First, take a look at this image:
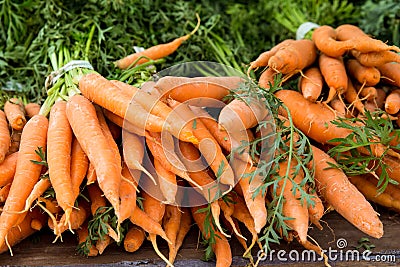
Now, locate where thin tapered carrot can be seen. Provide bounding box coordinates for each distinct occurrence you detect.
[115,14,200,69]
[384,89,400,115]
[119,164,138,222]
[318,53,348,103]
[23,178,51,213]
[110,80,198,144]
[163,204,182,263]
[70,138,89,201]
[299,67,324,102]
[351,50,400,67]
[124,225,146,253]
[377,62,400,87]
[76,221,99,257]
[0,114,48,249]
[38,197,61,215]
[169,207,192,263]
[103,109,144,136]
[167,100,235,188]
[311,145,383,238]
[258,67,279,89]
[66,94,121,223]
[154,158,177,204]
[306,185,324,230]
[191,205,232,267]
[0,152,18,187]
[354,84,378,100]
[24,103,41,118]
[96,234,113,255]
[346,59,381,87]
[0,110,10,163]
[6,129,21,156]
[210,200,231,239]
[344,78,365,114]
[217,197,246,241]
[0,183,11,203]
[47,100,74,227]
[4,98,26,131]
[154,76,244,105]
[79,73,171,134]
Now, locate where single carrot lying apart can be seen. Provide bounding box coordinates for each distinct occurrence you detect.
[0,110,10,163]
[115,14,200,69]
[311,145,383,238]
[4,98,26,131]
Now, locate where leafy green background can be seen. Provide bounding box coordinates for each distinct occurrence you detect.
[0,0,398,107]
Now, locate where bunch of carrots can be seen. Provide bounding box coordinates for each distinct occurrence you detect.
[0,21,400,267]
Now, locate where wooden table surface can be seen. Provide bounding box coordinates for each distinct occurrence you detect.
[0,208,399,267]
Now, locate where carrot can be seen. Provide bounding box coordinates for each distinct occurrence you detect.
[76,221,99,257]
[351,50,400,67]
[0,152,18,187]
[110,80,198,144]
[216,197,245,241]
[311,145,383,238]
[329,96,349,118]
[0,114,48,249]
[191,205,232,267]
[346,59,381,87]
[96,234,113,255]
[377,62,400,87]
[87,183,107,216]
[47,101,74,227]
[258,67,279,89]
[66,94,121,222]
[23,178,51,213]
[311,25,354,58]
[154,158,177,204]
[103,109,144,136]
[86,162,96,185]
[123,225,146,253]
[335,24,400,53]
[163,204,182,263]
[119,164,138,222]
[231,159,267,234]
[24,103,41,118]
[79,73,170,134]
[4,98,26,131]
[299,67,324,102]
[348,174,400,213]
[268,39,317,75]
[248,39,295,74]
[0,183,11,203]
[343,78,365,114]
[115,14,200,69]
[376,155,400,183]
[306,185,324,230]
[154,76,244,105]
[170,207,192,263]
[6,129,22,156]
[318,53,348,102]
[384,89,400,115]
[70,138,89,201]
[0,110,10,163]
[38,196,61,215]
[167,100,235,188]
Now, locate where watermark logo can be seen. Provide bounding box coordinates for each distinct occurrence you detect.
[256,237,397,264]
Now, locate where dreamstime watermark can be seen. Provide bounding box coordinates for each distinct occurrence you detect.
[256,238,397,264]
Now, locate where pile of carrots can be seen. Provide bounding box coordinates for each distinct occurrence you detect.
[0,22,400,267]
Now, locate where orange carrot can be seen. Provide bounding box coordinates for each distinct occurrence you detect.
[119,164,138,222]
[66,94,121,222]
[311,145,383,238]
[191,205,232,267]
[70,138,89,201]
[23,178,51,213]
[306,185,324,230]
[258,67,279,89]
[354,84,378,100]
[79,73,170,134]
[318,53,348,102]
[154,158,177,204]
[0,183,11,203]
[377,62,400,87]
[51,200,89,237]
[76,221,99,257]
[346,59,381,87]
[335,24,400,53]
[47,101,74,226]
[170,207,192,263]
[268,39,317,75]
[299,67,324,102]
[154,76,244,105]
[96,233,113,255]
[123,225,145,253]
[343,78,365,114]
[0,152,18,187]
[115,14,200,69]
[0,114,48,249]
[86,162,96,185]
[163,204,182,263]
[103,109,144,136]
[4,98,26,131]
[24,103,41,118]
[384,89,400,115]
[87,183,107,216]
[329,96,349,118]
[311,25,354,57]
[351,50,400,67]
[0,110,10,163]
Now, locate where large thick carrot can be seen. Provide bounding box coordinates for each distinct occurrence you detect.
[378,62,400,87]
[47,101,74,227]
[299,67,324,102]
[191,205,232,267]
[311,145,383,238]
[0,110,10,163]
[346,59,380,87]
[335,24,400,53]
[79,73,170,134]
[318,53,348,102]
[4,98,26,131]
[311,25,354,57]
[66,94,121,222]
[351,50,400,67]
[110,80,197,144]
[115,14,200,69]
[0,152,18,187]
[268,39,317,75]
[154,76,244,105]
[0,114,48,249]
